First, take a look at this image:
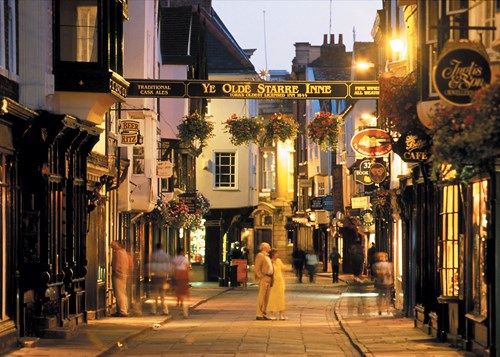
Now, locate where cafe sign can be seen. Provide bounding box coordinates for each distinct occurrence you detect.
[392,131,431,163]
[433,41,491,106]
[351,129,392,157]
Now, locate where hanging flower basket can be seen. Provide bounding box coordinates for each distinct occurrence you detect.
[224,114,264,146]
[380,71,423,134]
[265,112,299,142]
[177,112,215,149]
[428,78,500,182]
[163,199,191,229]
[371,187,393,219]
[307,111,343,150]
[195,193,211,216]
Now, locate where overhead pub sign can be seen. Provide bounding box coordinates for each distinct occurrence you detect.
[127,79,379,100]
[433,40,491,106]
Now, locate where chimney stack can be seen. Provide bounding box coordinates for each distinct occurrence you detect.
[330,34,335,45]
[339,34,343,45]
[323,34,328,45]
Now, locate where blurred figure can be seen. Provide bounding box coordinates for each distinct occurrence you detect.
[305,250,319,283]
[172,247,190,317]
[111,241,130,317]
[367,243,376,278]
[371,252,394,315]
[149,243,171,315]
[254,242,273,320]
[350,240,364,281]
[292,246,306,283]
[329,247,341,283]
[267,249,287,320]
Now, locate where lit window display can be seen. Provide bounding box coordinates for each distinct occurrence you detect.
[439,184,460,297]
[472,180,488,317]
[190,225,206,264]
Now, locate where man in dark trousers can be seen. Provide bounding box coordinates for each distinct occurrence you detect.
[330,247,341,283]
[292,246,306,283]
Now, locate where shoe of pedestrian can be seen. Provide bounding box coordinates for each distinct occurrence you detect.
[279,315,288,320]
[256,316,271,320]
[151,306,157,315]
[111,312,122,317]
[182,305,189,318]
[162,307,169,315]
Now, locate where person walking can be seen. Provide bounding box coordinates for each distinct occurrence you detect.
[329,247,341,283]
[266,249,287,320]
[172,247,190,317]
[367,242,376,278]
[292,246,306,283]
[149,243,171,315]
[305,250,319,283]
[254,242,273,320]
[371,252,394,315]
[111,241,130,317]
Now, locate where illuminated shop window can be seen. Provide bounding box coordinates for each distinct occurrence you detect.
[472,180,488,317]
[439,184,460,297]
[261,150,275,192]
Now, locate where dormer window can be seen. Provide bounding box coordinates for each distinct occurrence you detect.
[59,0,98,63]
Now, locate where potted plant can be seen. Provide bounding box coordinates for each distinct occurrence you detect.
[307,111,343,150]
[371,187,393,219]
[177,112,215,151]
[224,114,264,146]
[428,78,500,182]
[264,112,299,142]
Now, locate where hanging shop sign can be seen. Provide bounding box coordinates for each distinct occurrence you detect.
[178,193,197,214]
[351,196,370,209]
[433,41,491,106]
[310,197,324,210]
[117,119,144,146]
[392,131,431,163]
[354,159,373,185]
[351,129,392,157]
[157,160,173,178]
[368,162,388,184]
[323,195,334,211]
[360,209,374,227]
[127,79,379,100]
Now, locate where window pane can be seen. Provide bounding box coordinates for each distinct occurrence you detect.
[59,0,98,62]
[215,152,236,188]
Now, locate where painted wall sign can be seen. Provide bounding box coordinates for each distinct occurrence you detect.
[433,41,491,106]
[351,129,392,157]
[127,79,380,100]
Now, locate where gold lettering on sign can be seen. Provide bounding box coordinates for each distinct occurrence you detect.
[441,60,485,94]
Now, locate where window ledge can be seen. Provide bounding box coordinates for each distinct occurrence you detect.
[465,312,487,324]
[437,295,460,304]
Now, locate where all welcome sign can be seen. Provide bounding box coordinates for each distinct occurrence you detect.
[433,41,491,106]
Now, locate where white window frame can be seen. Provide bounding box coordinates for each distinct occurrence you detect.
[213,151,238,190]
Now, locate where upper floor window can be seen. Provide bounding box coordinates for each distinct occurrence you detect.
[0,0,17,73]
[59,0,98,62]
[261,150,275,193]
[214,152,236,189]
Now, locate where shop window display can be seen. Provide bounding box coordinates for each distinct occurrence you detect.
[439,184,460,297]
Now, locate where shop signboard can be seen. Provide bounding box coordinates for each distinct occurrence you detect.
[433,41,491,106]
[368,162,388,184]
[392,131,431,163]
[351,129,392,157]
[354,159,373,185]
[323,195,334,211]
[311,197,324,210]
[117,119,144,146]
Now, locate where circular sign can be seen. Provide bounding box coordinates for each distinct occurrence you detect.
[433,46,491,106]
[351,129,392,157]
[360,210,374,227]
[369,162,387,184]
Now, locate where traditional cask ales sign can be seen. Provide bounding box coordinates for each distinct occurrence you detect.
[127,79,379,100]
[433,41,491,106]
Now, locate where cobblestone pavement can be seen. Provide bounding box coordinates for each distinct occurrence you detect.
[4,269,476,357]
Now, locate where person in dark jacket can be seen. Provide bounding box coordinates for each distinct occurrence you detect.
[292,246,306,283]
[329,247,341,283]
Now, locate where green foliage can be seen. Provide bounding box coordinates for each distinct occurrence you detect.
[428,78,500,182]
